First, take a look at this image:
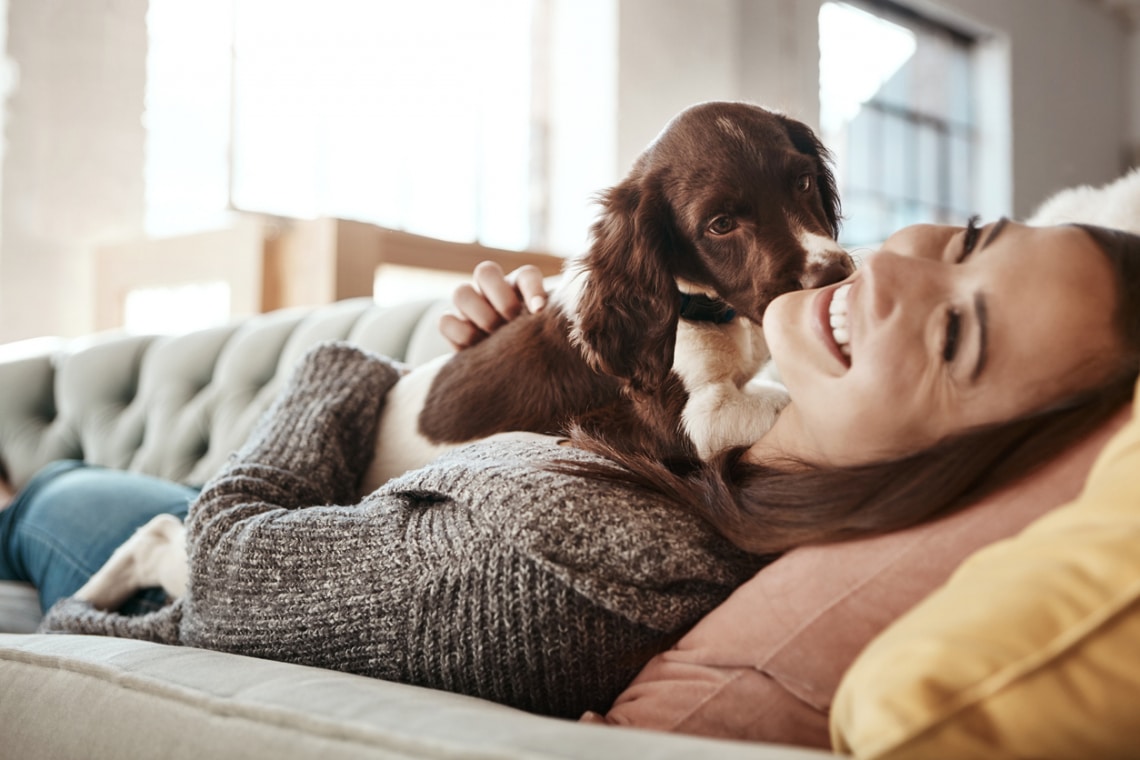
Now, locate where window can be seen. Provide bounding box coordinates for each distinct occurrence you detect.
[819,1,976,247]
[229,0,536,250]
[140,0,617,333]
[146,0,618,254]
[145,0,233,238]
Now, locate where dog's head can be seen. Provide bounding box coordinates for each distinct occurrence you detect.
[572,101,853,393]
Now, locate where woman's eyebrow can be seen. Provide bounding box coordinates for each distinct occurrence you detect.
[972,292,988,383]
[980,216,1009,250]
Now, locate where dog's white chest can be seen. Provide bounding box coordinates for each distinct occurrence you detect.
[672,317,789,458]
[361,354,456,494]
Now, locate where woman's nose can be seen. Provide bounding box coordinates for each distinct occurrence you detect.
[859,251,938,320]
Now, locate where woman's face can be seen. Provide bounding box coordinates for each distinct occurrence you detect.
[755,220,1121,466]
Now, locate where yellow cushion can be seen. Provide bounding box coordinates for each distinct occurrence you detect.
[831,378,1140,759]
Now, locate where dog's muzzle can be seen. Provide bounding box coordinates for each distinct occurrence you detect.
[802,253,856,289]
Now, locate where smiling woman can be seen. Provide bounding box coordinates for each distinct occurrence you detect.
[760,220,1121,467]
[573,221,1140,555]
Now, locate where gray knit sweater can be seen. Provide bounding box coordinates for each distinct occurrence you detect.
[40,342,765,717]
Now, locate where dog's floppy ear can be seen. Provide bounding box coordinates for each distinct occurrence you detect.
[572,176,681,394]
[779,115,842,239]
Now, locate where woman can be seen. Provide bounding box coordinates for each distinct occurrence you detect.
[9,219,1140,718]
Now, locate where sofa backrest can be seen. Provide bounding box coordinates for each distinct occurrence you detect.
[0,297,454,490]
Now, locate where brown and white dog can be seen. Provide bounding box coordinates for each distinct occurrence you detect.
[363,102,853,490]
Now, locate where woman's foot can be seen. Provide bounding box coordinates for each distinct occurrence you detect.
[75,514,188,610]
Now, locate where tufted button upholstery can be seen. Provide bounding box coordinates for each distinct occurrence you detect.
[0,297,453,491]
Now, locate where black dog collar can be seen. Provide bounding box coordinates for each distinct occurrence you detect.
[678,292,736,324]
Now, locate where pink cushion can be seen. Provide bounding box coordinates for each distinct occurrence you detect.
[584,408,1129,748]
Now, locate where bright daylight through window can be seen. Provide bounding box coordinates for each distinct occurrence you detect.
[141,0,581,332]
[146,0,540,251]
[819,1,976,248]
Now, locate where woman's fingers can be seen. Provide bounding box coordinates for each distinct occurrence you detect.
[438,309,486,351]
[440,261,551,350]
[455,278,508,333]
[473,261,525,321]
[439,281,505,351]
[509,264,547,315]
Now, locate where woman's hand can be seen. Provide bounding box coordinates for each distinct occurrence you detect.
[439,261,548,350]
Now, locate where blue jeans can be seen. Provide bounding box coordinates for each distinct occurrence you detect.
[0,460,198,613]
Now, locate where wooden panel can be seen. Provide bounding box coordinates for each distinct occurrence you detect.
[93,215,565,331]
[335,221,566,286]
[260,217,339,311]
[93,217,266,331]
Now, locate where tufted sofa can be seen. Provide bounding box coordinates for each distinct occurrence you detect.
[0,296,829,760]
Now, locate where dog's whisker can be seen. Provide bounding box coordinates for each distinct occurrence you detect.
[847,248,875,268]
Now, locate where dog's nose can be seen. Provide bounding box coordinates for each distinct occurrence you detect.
[802,253,856,289]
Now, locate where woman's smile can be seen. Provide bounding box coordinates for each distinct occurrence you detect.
[827,283,853,361]
[814,282,853,369]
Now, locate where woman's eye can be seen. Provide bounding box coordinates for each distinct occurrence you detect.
[943,308,962,363]
[708,216,737,235]
[796,174,813,193]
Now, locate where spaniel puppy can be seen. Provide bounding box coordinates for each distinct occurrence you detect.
[364,101,852,490]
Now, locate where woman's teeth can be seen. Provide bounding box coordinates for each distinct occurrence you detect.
[829,283,852,358]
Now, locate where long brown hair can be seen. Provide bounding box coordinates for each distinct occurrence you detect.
[562,223,1140,555]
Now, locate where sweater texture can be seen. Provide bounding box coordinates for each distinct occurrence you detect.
[40,342,766,717]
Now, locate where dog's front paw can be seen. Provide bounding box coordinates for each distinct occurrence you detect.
[683,379,789,459]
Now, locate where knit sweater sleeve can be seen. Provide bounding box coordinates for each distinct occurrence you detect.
[37,342,400,642]
[185,341,400,546]
[39,597,183,643]
[179,342,407,643]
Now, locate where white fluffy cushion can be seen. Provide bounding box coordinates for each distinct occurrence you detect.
[1026,167,1140,232]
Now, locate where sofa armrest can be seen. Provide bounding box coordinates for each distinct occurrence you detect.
[0,585,39,633]
[0,634,833,760]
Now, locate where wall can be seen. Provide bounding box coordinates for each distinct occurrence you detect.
[615,0,823,173]
[1131,23,1140,165]
[910,0,1131,215]
[616,0,740,173]
[0,0,147,343]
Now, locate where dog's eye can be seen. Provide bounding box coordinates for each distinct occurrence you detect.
[708,216,737,235]
[796,174,814,193]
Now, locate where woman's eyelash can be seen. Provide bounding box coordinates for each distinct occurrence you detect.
[943,308,962,363]
[958,215,982,262]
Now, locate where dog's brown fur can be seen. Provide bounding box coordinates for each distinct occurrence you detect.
[414,102,850,462]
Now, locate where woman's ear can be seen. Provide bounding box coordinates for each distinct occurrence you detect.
[571,177,681,394]
[779,115,843,239]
